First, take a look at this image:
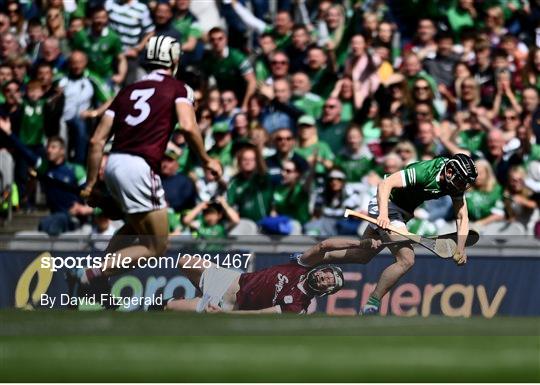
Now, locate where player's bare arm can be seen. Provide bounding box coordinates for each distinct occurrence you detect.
[241,71,257,111]
[376,171,405,229]
[299,238,381,267]
[452,197,470,266]
[176,102,222,178]
[81,113,114,199]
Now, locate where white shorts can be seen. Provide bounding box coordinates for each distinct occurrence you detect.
[104,153,166,214]
[196,264,241,313]
[367,197,411,235]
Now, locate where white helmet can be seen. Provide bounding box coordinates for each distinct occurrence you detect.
[145,35,181,75]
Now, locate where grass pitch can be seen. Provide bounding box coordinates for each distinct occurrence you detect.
[0,310,538,382]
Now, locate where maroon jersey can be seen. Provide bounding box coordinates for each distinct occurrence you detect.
[236,263,313,313]
[107,70,193,171]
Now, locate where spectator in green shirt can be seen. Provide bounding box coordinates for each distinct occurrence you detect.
[317,97,348,154]
[335,125,374,183]
[227,145,273,222]
[202,27,256,111]
[183,196,240,240]
[466,159,505,227]
[70,6,127,89]
[291,71,324,119]
[295,115,334,176]
[18,80,45,150]
[306,45,338,99]
[208,121,234,169]
[271,158,312,225]
[172,0,204,64]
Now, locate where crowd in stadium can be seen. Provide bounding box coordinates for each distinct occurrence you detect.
[0,0,539,239]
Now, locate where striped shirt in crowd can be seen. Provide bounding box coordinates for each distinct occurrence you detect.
[105,0,154,49]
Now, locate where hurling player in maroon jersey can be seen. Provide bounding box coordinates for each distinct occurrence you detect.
[162,237,380,314]
[74,36,221,293]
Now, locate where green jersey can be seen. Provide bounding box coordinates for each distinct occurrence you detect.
[19,98,45,146]
[457,130,487,154]
[295,141,335,175]
[317,121,348,154]
[263,26,291,50]
[70,27,123,80]
[292,93,324,119]
[227,173,273,222]
[172,12,202,44]
[208,141,233,167]
[465,184,504,221]
[335,152,373,182]
[202,47,253,94]
[390,157,459,215]
[272,183,310,224]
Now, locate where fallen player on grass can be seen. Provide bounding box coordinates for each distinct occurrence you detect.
[158,237,381,314]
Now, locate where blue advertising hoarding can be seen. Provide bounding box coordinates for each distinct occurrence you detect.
[1,250,538,317]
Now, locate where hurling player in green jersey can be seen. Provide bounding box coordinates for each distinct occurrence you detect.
[354,154,478,315]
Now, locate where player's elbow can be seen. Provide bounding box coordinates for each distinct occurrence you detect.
[89,135,106,149]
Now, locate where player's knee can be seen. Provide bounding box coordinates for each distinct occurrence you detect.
[398,255,415,271]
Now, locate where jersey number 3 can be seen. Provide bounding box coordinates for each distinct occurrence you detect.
[125,88,156,126]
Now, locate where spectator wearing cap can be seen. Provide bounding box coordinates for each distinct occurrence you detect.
[335,125,374,183]
[305,167,362,236]
[295,114,334,176]
[271,157,312,225]
[266,127,309,186]
[291,71,324,120]
[202,27,256,111]
[317,97,347,154]
[208,121,234,168]
[69,6,127,90]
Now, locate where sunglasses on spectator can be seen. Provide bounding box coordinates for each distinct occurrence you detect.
[414,85,429,91]
[282,168,296,173]
[415,111,430,116]
[271,60,288,65]
[275,136,293,142]
[504,115,518,120]
[324,104,338,109]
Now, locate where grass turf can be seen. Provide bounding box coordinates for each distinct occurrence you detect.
[0,310,538,382]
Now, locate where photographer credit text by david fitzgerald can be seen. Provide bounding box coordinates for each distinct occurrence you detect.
[39,293,162,308]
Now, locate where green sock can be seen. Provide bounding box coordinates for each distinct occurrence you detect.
[367,295,381,308]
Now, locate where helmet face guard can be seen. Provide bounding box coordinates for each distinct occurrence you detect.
[306,265,344,297]
[443,155,478,194]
